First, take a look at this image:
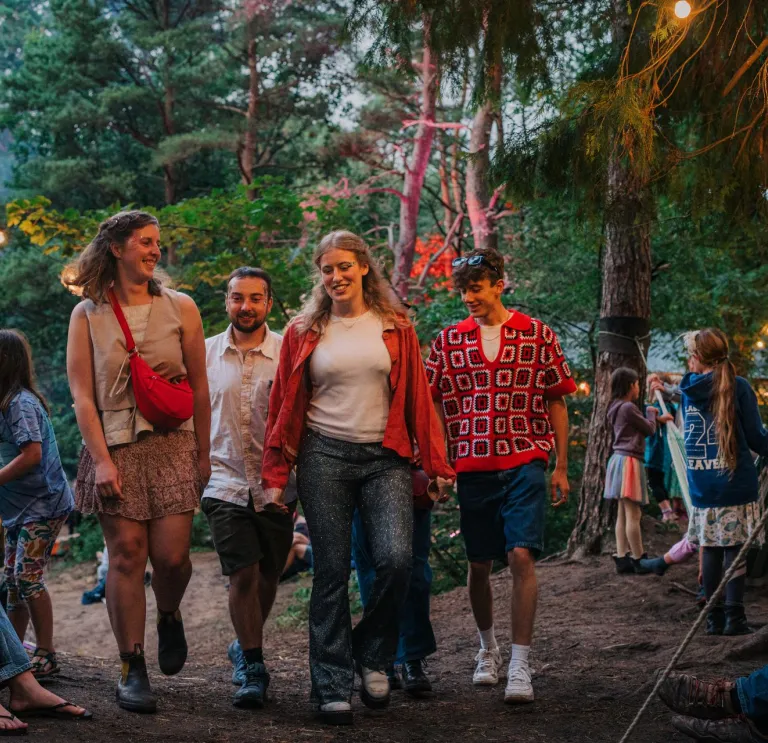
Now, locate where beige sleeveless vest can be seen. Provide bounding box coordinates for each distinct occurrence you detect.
[83,289,188,414]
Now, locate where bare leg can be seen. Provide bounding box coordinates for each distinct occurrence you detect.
[147,513,193,613]
[8,669,88,717]
[26,592,54,652]
[508,548,538,646]
[468,561,494,631]
[624,500,644,559]
[229,564,264,649]
[99,515,149,654]
[7,606,29,644]
[615,499,629,555]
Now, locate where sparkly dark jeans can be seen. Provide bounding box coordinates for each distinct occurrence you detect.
[297,429,413,705]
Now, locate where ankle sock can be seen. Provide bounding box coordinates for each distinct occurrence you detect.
[243,647,264,665]
[478,626,498,650]
[509,644,530,668]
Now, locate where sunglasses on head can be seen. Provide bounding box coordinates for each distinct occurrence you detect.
[451,254,501,278]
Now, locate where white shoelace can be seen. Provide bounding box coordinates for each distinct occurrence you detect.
[475,649,500,674]
[507,664,531,685]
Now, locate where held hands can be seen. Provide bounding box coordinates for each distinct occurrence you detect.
[550,466,570,508]
[265,489,289,515]
[95,459,123,500]
[428,476,455,503]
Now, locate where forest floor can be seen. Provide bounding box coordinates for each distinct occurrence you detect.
[11,517,766,743]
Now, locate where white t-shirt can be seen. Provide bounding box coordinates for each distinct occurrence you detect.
[307,311,392,443]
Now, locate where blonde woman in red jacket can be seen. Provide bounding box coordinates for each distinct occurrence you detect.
[262,231,454,725]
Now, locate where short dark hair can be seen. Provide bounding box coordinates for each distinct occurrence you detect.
[452,248,505,291]
[227,266,272,299]
[610,367,639,400]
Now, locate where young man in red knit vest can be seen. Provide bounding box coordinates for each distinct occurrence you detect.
[426,248,576,704]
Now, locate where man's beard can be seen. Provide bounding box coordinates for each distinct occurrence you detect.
[232,314,266,334]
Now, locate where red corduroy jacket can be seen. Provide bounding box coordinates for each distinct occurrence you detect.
[261,316,455,499]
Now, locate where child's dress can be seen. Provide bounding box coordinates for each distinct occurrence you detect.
[604,399,657,505]
[680,372,768,547]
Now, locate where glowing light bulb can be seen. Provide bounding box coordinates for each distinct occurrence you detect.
[674,1,692,19]
[0,230,6,247]
[756,340,765,350]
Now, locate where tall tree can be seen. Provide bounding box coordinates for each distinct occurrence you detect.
[1,0,234,208]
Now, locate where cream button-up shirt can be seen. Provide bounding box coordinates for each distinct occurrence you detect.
[203,324,297,510]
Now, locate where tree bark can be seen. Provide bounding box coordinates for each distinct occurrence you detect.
[392,24,438,299]
[465,51,501,252]
[240,21,259,200]
[567,1,652,558]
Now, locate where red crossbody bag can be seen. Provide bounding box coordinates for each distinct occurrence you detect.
[108,289,194,429]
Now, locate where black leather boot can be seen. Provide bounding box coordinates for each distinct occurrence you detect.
[403,659,433,698]
[386,664,402,691]
[706,606,725,636]
[613,553,635,575]
[157,609,188,676]
[724,604,753,636]
[117,646,157,713]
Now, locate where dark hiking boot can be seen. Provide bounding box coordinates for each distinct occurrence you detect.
[233,661,270,709]
[638,555,669,576]
[403,659,433,698]
[157,609,187,676]
[631,553,652,574]
[228,640,246,686]
[724,605,753,637]
[671,716,768,742]
[613,553,635,575]
[117,647,157,713]
[707,606,726,636]
[655,670,736,720]
[387,665,402,691]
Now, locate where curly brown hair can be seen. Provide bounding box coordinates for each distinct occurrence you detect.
[64,210,162,304]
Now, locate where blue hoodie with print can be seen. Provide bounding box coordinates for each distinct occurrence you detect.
[680,371,768,509]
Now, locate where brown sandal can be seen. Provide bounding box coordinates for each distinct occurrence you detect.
[30,649,59,679]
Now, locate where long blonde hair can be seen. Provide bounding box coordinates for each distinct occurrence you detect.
[64,210,163,304]
[685,328,738,472]
[294,231,411,333]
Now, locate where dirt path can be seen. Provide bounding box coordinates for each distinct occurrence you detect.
[12,523,765,742]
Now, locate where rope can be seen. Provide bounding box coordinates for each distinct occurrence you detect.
[598,330,651,368]
[617,504,768,743]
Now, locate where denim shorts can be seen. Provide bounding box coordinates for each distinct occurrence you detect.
[457,461,547,562]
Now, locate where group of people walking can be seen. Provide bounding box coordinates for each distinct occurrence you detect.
[0,207,764,740]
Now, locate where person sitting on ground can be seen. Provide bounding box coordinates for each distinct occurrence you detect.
[0,601,92,734]
[281,513,313,582]
[657,667,768,742]
[604,367,673,574]
[0,330,75,680]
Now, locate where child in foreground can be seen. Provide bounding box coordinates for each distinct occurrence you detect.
[0,330,74,677]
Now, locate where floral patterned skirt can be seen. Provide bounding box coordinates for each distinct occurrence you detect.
[687,502,764,548]
[76,430,202,521]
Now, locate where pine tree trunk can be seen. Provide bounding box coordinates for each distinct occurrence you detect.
[567,2,652,557]
[392,29,438,299]
[567,156,652,558]
[466,52,501,252]
[241,25,259,200]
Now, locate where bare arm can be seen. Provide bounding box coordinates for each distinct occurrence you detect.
[0,442,42,488]
[67,303,122,498]
[178,294,211,486]
[548,396,570,507]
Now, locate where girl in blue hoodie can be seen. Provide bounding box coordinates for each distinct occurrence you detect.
[681,329,768,636]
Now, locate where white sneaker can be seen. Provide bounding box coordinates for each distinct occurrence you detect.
[505,663,534,703]
[359,666,390,709]
[473,647,502,686]
[318,701,353,725]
